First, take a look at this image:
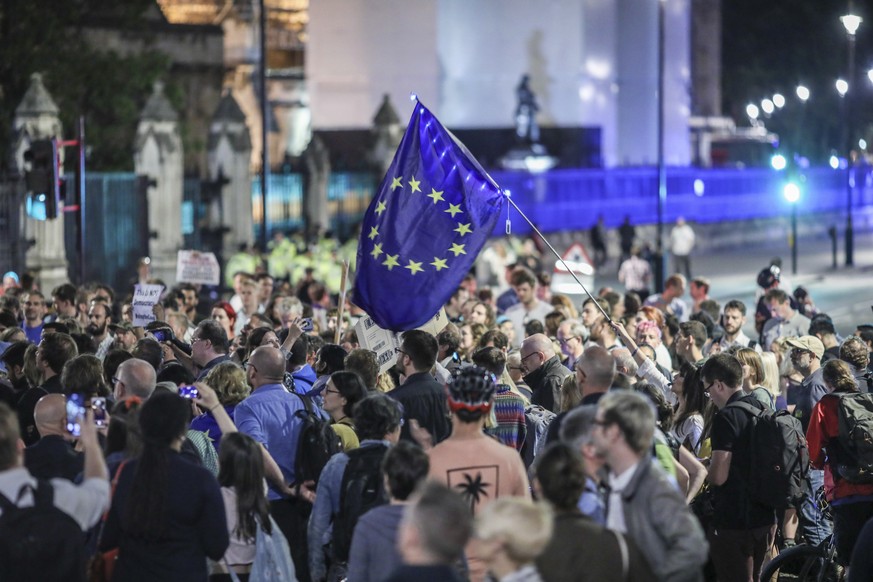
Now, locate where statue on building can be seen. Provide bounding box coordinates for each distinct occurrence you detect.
[515,74,540,145]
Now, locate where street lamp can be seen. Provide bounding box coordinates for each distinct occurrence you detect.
[746,103,760,121]
[836,79,849,97]
[841,9,861,267]
[796,85,810,101]
[773,93,786,108]
[761,99,775,115]
[783,182,801,275]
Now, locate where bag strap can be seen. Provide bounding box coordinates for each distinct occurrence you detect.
[726,400,765,418]
[221,559,242,582]
[292,390,314,415]
[611,529,629,581]
[95,460,128,546]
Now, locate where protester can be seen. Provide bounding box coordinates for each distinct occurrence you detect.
[670,217,695,280]
[534,442,655,581]
[384,481,472,582]
[347,441,430,582]
[806,359,873,565]
[592,391,708,581]
[520,333,571,413]
[475,497,552,582]
[100,392,229,581]
[24,393,83,481]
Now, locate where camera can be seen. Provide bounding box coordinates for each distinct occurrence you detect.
[150,328,174,343]
[65,394,87,437]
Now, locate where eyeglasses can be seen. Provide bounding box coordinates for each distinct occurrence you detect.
[507,365,524,372]
[243,362,257,372]
[521,351,542,364]
[111,376,121,386]
[395,347,408,357]
[558,336,578,345]
[703,380,715,398]
[191,337,205,345]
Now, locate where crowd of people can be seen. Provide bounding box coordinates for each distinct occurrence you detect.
[0,228,872,582]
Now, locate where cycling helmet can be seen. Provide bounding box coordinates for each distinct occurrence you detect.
[446,366,497,413]
[756,265,780,289]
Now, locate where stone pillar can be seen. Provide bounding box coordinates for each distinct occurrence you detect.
[12,73,68,291]
[303,135,330,236]
[370,94,402,177]
[208,89,254,256]
[134,81,183,286]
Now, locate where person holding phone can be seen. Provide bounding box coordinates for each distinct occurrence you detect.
[24,393,84,481]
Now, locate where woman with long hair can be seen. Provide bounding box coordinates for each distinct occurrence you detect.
[100,391,229,581]
[323,371,369,451]
[671,363,707,456]
[212,432,273,581]
[759,351,787,410]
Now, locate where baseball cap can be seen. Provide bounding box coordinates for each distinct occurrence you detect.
[0,341,28,367]
[109,322,135,333]
[785,336,825,360]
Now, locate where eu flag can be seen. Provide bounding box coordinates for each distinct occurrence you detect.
[354,101,505,331]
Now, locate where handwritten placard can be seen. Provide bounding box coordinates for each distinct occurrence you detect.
[176,250,220,286]
[354,309,448,375]
[132,284,164,327]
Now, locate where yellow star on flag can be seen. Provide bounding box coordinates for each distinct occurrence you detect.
[368,226,379,240]
[445,203,462,218]
[404,259,424,275]
[449,243,467,257]
[375,201,387,216]
[431,257,448,271]
[454,222,472,236]
[391,177,403,190]
[382,254,400,270]
[427,188,444,204]
[370,243,383,259]
[408,176,421,193]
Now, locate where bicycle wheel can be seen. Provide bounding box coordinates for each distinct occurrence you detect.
[760,543,842,582]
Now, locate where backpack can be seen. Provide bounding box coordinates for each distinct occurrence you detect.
[0,479,87,582]
[249,516,297,582]
[727,401,809,509]
[331,444,390,564]
[293,393,343,486]
[520,405,556,468]
[833,392,873,483]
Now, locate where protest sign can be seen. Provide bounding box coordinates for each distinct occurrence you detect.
[132,284,164,327]
[176,250,220,286]
[355,308,449,375]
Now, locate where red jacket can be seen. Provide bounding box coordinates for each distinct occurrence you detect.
[806,393,873,501]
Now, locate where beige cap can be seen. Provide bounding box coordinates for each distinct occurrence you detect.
[785,336,825,360]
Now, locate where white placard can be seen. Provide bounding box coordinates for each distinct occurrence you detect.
[176,250,220,286]
[355,315,401,375]
[132,284,164,327]
[354,309,449,375]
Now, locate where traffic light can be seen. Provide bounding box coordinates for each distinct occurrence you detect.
[23,139,60,219]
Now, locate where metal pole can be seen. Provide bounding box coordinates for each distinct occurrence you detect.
[77,116,86,285]
[656,0,667,292]
[791,204,798,275]
[259,0,269,253]
[845,26,855,267]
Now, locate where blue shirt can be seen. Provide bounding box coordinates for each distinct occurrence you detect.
[578,476,606,525]
[189,404,237,449]
[233,383,305,500]
[22,323,43,344]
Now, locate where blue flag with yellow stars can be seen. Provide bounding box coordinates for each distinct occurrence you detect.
[354,101,505,331]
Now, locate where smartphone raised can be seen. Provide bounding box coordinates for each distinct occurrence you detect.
[178,385,199,399]
[91,397,108,427]
[65,393,86,437]
[300,318,313,332]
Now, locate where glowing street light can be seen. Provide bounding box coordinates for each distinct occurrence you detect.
[771,154,787,171]
[773,93,786,108]
[761,99,775,115]
[841,14,863,36]
[796,85,810,101]
[836,79,849,97]
[841,12,862,267]
[746,103,760,120]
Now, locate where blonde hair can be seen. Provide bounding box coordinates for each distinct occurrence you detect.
[376,372,396,393]
[759,351,781,398]
[475,498,553,564]
[735,347,764,385]
[560,374,581,413]
[204,361,250,405]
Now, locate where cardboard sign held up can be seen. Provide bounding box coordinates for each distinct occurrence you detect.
[176,250,220,286]
[355,308,449,375]
[132,284,164,327]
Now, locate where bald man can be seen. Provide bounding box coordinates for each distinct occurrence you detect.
[114,358,157,400]
[520,333,572,412]
[234,346,312,580]
[24,394,84,480]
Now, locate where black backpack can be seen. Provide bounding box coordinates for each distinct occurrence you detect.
[0,479,87,582]
[293,393,343,486]
[727,401,809,509]
[331,444,390,563]
[833,392,873,483]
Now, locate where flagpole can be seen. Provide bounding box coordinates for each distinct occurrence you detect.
[334,260,350,344]
[504,195,613,323]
